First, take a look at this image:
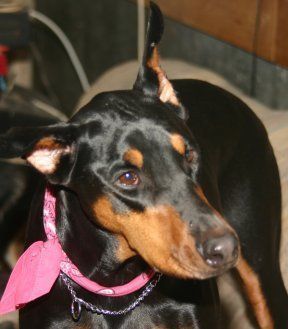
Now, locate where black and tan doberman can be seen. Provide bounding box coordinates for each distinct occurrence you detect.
[0,3,287,328]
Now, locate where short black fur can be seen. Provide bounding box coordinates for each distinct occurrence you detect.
[0,2,287,328]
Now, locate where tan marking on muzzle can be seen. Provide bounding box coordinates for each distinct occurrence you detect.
[194,186,210,205]
[93,196,213,279]
[116,234,137,262]
[123,148,143,169]
[170,134,185,156]
[237,256,274,329]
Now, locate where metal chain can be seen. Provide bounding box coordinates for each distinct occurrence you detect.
[60,272,162,320]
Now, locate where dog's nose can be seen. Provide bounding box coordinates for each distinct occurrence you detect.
[197,235,239,268]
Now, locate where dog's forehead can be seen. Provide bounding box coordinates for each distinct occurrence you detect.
[74,91,181,123]
[73,91,190,144]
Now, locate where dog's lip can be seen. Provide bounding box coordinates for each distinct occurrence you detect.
[206,256,238,269]
[173,261,233,280]
[161,254,209,279]
[163,253,238,280]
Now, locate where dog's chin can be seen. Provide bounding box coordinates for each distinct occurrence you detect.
[150,255,238,280]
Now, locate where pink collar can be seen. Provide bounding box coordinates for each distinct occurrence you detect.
[0,187,155,315]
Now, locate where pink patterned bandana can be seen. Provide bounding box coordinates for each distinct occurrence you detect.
[0,187,155,315]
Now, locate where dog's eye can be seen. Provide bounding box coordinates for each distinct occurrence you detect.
[185,148,194,163]
[117,171,140,187]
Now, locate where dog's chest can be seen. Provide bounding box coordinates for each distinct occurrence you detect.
[74,303,200,329]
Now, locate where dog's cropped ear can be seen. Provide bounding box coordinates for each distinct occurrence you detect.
[133,2,187,120]
[0,123,76,184]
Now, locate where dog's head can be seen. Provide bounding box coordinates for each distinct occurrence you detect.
[0,2,239,279]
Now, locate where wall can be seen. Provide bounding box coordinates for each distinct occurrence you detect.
[33,0,288,115]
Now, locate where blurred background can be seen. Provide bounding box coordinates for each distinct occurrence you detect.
[2,0,288,114]
[0,0,288,328]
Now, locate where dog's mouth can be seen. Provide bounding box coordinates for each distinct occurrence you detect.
[93,197,239,279]
[133,238,239,280]
[176,255,239,279]
[120,223,240,280]
[122,219,240,280]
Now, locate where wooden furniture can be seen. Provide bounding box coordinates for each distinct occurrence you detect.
[145,0,288,68]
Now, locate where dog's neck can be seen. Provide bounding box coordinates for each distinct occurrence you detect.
[55,189,146,287]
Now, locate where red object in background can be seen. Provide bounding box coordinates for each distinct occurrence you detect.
[0,46,9,76]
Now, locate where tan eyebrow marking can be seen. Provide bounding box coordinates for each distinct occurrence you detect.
[123,148,144,169]
[170,134,185,156]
